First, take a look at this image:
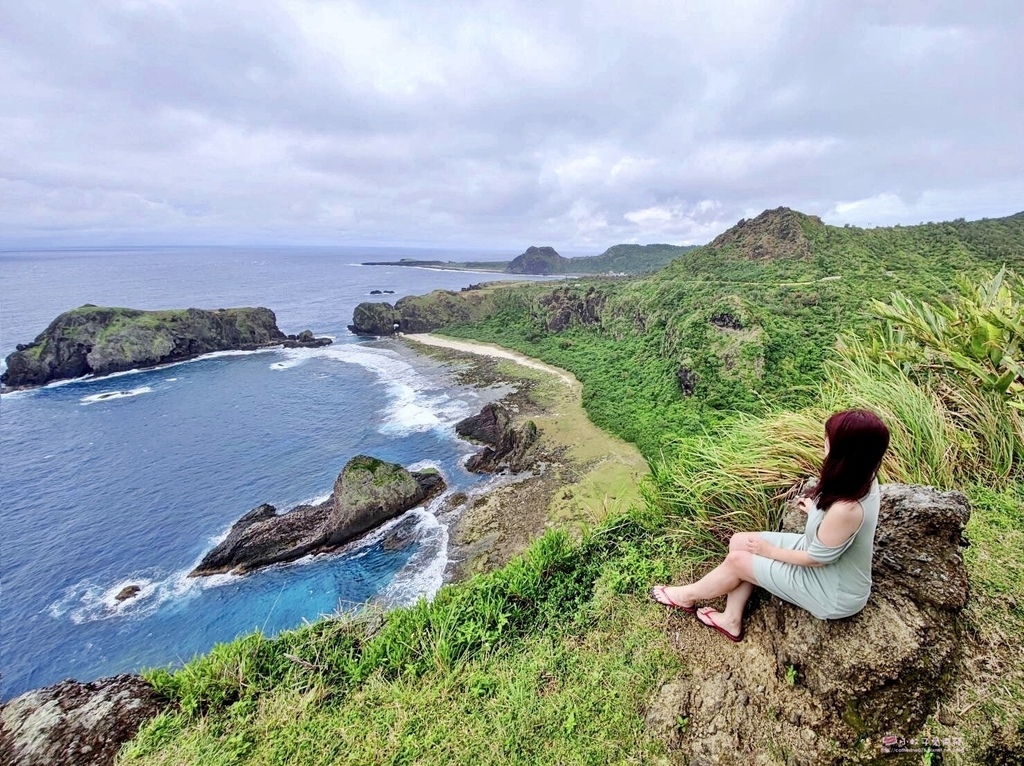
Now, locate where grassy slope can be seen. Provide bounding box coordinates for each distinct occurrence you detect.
[122,210,1024,764]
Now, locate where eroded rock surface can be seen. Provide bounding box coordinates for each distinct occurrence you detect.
[190,456,445,576]
[456,403,539,473]
[1,305,332,390]
[648,483,972,765]
[0,675,164,766]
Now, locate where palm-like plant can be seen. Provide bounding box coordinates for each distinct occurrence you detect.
[864,267,1024,400]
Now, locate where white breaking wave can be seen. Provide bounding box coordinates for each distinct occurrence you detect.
[79,386,153,405]
[266,343,477,436]
[47,566,241,625]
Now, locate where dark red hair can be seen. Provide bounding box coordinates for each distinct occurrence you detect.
[811,409,890,511]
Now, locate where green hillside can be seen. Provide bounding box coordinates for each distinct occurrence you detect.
[123,208,1024,765]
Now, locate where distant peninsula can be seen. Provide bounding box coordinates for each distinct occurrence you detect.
[1,305,332,390]
[362,243,698,276]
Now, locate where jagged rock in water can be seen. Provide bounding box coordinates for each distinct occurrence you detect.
[648,484,974,765]
[457,404,539,473]
[455,403,511,446]
[190,457,445,576]
[114,585,141,602]
[0,675,164,766]
[281,329,332,348]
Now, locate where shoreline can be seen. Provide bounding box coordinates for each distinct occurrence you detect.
[401,332,648,578]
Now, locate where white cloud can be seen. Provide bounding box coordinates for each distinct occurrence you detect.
[0,0,1021,248]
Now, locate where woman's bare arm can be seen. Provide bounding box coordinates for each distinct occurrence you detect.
[745,538,823,567]
[815,500,863,547]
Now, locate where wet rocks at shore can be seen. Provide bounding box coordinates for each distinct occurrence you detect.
[0,675,164,766]
[455,403,539,473]
[190,456,445,577]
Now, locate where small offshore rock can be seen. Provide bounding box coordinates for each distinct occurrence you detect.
[114,585,141,602]
[190,457,445,576]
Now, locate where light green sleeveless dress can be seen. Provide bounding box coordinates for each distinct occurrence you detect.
[752,479,880,620]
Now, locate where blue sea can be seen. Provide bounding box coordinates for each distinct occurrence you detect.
[0,246,554,699]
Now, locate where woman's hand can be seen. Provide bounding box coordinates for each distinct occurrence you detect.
[745,537,776,559]
[796,497,814,514]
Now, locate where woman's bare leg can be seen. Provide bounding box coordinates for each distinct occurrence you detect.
[657,548,757,607]
[695,581,754,638]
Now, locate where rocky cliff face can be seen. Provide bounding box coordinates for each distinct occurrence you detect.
[1,305,331,390]
[190,456,445,576]
[709,207,824,261]
[348,289,499,336]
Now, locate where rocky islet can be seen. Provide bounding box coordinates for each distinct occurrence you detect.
[1,305,332,390]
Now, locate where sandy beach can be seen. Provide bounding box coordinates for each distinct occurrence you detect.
[400,332,649,578]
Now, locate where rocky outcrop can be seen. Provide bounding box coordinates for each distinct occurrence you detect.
[0,675,164,766]
[281,329,332,349]
[456,403,539,473]
[646,484,973,764]
[539,286,605,332]
[505,246,569,275]
[1,305,332,390]
[190,456,445,576]
[348,289,499,336]
[709,207,824,261]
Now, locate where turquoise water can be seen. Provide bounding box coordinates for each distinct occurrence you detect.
[0,246,552,698]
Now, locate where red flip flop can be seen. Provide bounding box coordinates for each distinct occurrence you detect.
[650,586,697,615]
[696,607,743,642]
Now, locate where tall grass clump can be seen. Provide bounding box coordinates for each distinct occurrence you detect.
[851,267,1024,480]
[649,269,1024,553]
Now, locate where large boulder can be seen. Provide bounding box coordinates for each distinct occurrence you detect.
[647,484,973,764]
[457,403,540,474]
[455,403,511,446]
[348,302,399,336]
[0,305,313,390]
[0,675,164,766]
[190,457,445,576]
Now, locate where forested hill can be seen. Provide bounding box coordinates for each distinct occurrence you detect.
[506,243,698,275]
[438,206,1024,458]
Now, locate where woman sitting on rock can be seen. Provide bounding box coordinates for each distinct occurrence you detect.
[651,409,890,642]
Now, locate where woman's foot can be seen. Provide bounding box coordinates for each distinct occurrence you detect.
[695,607,743,642]
[650,585,697,614]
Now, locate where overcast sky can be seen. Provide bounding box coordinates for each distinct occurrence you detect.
[2,0,1022,250]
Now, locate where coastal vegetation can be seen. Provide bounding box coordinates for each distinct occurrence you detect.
[121,209,1024,764]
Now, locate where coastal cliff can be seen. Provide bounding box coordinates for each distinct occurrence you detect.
[1,305,331,390]
[349,286,501,336]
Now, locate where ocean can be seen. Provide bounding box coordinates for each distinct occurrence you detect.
[0,246,554,699]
